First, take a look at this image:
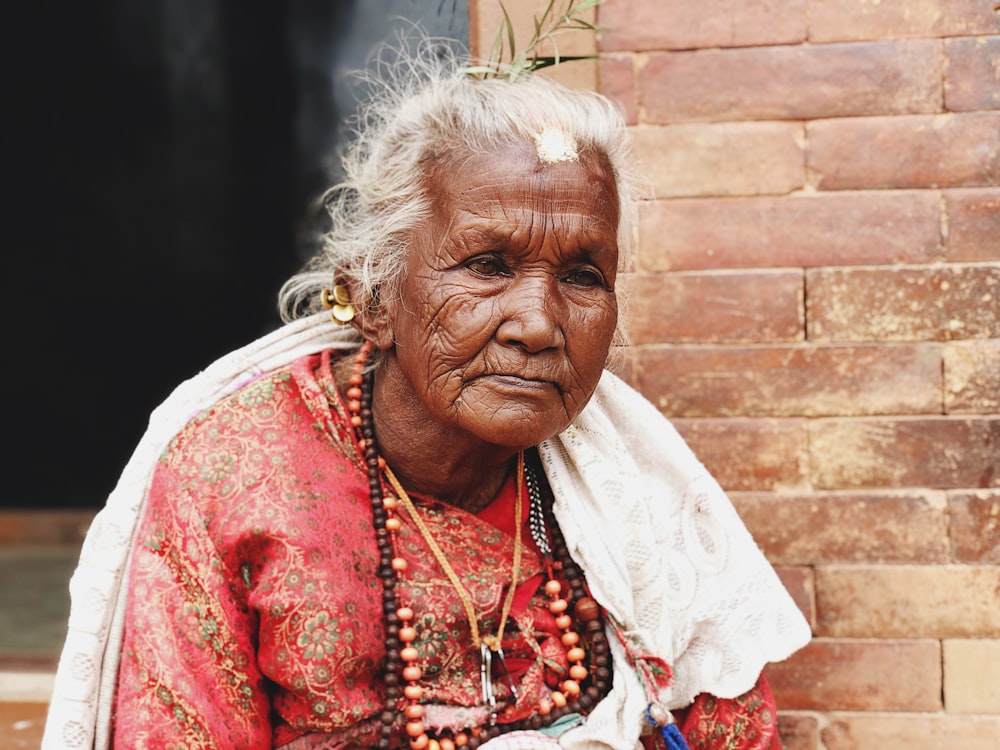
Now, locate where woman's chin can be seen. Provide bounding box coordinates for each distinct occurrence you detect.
[459,410,573,452]
[464,386,591,449]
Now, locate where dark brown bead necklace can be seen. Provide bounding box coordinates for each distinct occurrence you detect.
[346,343,612,749]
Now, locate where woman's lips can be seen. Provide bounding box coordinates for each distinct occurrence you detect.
[478,374,557,392]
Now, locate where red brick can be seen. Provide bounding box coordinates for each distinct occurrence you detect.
[949,490,1000,563]
[810,0,1000,43]
[730,491,949,564]
[672,418,808,491]
[809,417,1000,489]
[806,264,1000,341]
[766,638,942,711]
[774,565,817,629]
[776,713,819,750]
[598,0,807,51]
[623,270,804,345]
[808,112,1000,189]
[629,122,804,198]
[945,339,1000,413]
[816,565,1000,637]
[945,36,1000,111]
[820,713,1000,750]
[637,192,942,271]
[945,188,1000,261]
[943,638,1000,712]
[636,344,941,417]
[597,56,637,125]
[640,41,940,123]
[538,60,597,93]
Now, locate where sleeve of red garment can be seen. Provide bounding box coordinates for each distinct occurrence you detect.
[111,470,271,749]
[672,673,782,750]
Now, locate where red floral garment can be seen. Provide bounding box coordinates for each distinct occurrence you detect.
[112,350,784,749]
[112,351,569,749]
[650,674,782,750]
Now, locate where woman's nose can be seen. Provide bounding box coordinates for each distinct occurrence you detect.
[495,275,566,353]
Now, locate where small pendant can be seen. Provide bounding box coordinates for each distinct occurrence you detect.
[480,640,520,726]
[495,646,519,702]
[480,643,498,725]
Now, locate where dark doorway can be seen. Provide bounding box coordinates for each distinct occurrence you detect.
[3,1,468,509]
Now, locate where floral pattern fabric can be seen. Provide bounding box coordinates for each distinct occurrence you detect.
[112,351,563,749]
[671,675,781,750]
[111,350,783,749]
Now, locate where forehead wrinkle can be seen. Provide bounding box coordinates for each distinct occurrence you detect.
[425,211,465,265]
[455,205,612,247]
[445,163,611,208]
[520,211,617,268]
[422,144,620,271]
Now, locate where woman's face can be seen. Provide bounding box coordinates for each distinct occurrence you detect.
[378,139,620,450]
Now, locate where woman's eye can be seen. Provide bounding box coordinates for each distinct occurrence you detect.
[564,267,605,288]
[465,255,509,276]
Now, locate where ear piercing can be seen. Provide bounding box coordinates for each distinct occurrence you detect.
[321,285,355,324]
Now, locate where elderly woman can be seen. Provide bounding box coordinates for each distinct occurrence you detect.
[43,42,809,750]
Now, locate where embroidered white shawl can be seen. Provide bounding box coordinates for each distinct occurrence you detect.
[42,314,810,750]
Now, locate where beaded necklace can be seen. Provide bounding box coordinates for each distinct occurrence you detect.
[344,342,612,750]
[385,459,524,723]
[384,461,523,657]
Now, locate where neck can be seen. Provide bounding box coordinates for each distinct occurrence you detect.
[366,356,520,513]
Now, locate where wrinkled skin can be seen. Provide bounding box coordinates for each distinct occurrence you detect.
[357,140,620,510]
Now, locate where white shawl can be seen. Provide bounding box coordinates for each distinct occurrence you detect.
[42,314,810,750]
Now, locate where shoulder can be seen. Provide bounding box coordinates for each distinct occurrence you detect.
[153,350,360,500]
[166,358,314,455]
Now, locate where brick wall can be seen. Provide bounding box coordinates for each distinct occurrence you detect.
[469,1,1000,748]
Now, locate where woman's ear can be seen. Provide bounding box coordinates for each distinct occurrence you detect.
[350,284,395,351]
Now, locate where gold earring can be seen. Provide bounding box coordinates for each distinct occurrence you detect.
[321,285,355,324]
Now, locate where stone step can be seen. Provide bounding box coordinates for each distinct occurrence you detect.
[0,671,53,749]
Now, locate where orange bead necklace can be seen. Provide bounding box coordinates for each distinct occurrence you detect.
[345,341,611,750]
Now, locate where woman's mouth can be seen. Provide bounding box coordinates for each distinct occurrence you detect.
[480,374,557,393]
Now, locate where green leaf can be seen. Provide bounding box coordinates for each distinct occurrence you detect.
[458,65,499,76]
[472,0,603,80]
[501,3,517,64]
[529,55,595,71]
[537,0,557,30]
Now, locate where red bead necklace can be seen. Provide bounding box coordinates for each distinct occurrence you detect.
[344,342,612,750]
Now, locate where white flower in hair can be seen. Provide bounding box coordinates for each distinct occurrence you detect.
[535,126,579,163]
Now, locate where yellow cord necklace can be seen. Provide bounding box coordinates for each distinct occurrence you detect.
[383,452,525,716]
